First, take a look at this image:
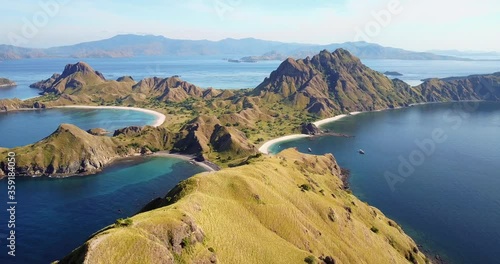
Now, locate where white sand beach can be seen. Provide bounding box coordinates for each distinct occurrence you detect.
[259,112,364,154]
[258,134,311,154]
[55,105,166,127]
[313,111,362,127]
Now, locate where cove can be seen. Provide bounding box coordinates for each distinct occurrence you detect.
[0,156,207,263]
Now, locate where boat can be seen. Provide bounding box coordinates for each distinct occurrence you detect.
[308,148,312,152]
[358,149,365,154]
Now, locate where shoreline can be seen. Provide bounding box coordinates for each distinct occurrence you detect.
[54,105,166,127]
[258,134,311,154]
[152,152,219,172]
[258,111,364,155]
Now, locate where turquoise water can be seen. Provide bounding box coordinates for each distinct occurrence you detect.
[0,156,206,263]
[0,108,157,148]
[269,102,500,264]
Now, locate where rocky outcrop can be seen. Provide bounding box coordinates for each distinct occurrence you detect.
[33,101,46,109]
[174,115,257,158]
[30,62,106,94]
[132,76,211,102]
[0,78,17,88]
[301,123,322,135]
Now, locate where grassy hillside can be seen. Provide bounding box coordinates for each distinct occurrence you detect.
[59,149,428,264]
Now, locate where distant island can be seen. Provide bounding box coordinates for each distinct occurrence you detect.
[0,78,16,88]
[384,71,403,76]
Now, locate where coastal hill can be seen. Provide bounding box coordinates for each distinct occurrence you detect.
[417,72,500,102]
[0,124,177,177]
[2,49,499,176]
[30,62,106,94]
[58,149,428,264]
[0,34,475,61]
[0,78,16,88]
[252,49,420,116]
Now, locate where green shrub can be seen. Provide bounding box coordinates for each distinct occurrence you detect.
[115,218,133,227]
[300,184,312,192]
[304,255,317,264]
[370,226,379,233]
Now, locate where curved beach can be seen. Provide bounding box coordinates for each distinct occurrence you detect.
[55,105,166,127]
[259,112,363,154]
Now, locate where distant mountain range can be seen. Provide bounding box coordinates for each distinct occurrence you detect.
[428,49,500,59]
[1,34,494,61]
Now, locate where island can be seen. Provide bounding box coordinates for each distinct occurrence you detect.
[0,49,499,263]
[0,78,16,88]
[384,71,403,76]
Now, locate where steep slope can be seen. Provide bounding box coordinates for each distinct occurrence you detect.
[132,77,211,102]
[253,49,419,116]
[35,62,107,94]
[173,115,257,160]
[416,72,500,102]
[59,149,428,264]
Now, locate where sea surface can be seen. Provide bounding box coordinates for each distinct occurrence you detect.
[269,102,500,264]
[0,156,207,263]
[0,108,157,148]
[1,57,499,99]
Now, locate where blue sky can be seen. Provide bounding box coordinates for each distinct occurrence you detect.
[1,0,499,51]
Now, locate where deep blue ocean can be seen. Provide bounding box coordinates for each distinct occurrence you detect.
[270,102,500,264]
[0,57,499,263]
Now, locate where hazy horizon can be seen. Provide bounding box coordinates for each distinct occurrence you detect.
[1,0,499,52]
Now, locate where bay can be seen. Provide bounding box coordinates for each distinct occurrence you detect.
[269,102,500,264]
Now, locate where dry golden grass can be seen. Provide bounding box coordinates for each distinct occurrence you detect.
[60,149,429,264]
